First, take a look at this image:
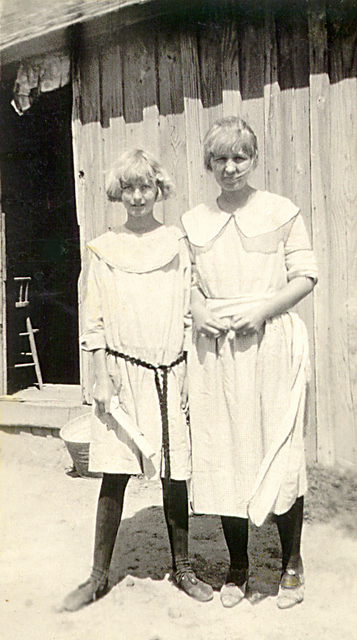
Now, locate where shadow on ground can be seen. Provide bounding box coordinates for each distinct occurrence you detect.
[109,506,282,599]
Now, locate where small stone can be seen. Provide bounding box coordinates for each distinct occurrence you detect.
[126,577,135,587]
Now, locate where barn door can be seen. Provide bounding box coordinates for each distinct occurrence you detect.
[0,209,7,395]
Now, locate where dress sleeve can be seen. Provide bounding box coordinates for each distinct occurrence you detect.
[181,238,192,352]
[79,251,107,352]
[284,214,318,284]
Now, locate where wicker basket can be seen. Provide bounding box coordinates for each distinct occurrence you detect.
[60,413,102,478]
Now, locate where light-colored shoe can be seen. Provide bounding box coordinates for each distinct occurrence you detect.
[277,569,304,609]
[220,582,246,608]
[62,577,108,612]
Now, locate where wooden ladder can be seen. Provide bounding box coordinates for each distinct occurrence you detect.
[14,277,43,390]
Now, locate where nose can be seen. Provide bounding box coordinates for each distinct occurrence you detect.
[132,187,144,202]
[224,158,237,173]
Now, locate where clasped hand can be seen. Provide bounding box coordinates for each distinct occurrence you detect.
[193,303,266,338]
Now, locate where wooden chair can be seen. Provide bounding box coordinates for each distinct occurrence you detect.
[14,277,43,389]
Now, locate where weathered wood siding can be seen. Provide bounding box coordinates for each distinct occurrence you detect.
[72,0,357,468]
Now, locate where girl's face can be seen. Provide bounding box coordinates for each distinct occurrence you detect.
[210,147,254,193]
[121,178,158,219]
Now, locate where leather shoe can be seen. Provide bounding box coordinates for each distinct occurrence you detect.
[174,568,213,602]
[277,569,304,609]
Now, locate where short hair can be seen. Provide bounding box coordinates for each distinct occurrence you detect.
[106,148,175,202]
[203,117,258,171]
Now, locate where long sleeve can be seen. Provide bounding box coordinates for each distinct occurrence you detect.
[79,251,107,352]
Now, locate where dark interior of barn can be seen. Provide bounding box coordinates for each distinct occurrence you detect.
[0,67,80,392]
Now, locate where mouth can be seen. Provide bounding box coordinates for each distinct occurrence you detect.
[222,176,240,183]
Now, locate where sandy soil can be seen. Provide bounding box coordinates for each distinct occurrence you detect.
[1,429,357,640]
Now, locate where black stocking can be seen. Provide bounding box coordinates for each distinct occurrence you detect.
[275,496,304,574]
[221,516,249,585]
[161,479,189,572]
[91,473,130,584]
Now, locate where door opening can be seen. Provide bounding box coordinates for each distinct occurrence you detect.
[0,66,80,393]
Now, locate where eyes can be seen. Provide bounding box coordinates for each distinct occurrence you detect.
[122,183,156,195]
[211,155,251,166]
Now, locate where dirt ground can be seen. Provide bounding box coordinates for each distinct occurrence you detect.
[1,429,357,640]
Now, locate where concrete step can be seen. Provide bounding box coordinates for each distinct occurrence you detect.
[0,384,90,435]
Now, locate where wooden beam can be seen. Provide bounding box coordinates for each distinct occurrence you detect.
[308,0,335,465]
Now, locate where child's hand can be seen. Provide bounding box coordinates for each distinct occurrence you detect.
[93,377,115,414]
[181,365,188,412]
[192,304,229,338]
[231,309,266,337]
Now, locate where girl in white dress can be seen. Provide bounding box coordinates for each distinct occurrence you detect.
[63,149,213,611]
[182,117,318,609]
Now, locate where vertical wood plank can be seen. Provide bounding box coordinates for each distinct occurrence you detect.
[157,26,189,225]
[72,46,106,404]
[274,2,317,459]
[308,0,335,464]
[221,18,242,117]
[197,22,224,204]
[239,7,266,190]
[101,43,127,229]
[121,23,160,154]
[263,6,282,196]
[328,9,357,468]
[121,23,162,217]
[74,48,107,244]
[180,28,206,209]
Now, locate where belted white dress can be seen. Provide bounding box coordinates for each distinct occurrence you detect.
[79,224,192,481]
[182,191,318,526]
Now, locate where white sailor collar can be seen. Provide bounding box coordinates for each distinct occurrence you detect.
[87,225,185,273]
[181,191,299,247]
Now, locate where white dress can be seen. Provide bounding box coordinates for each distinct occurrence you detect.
[182,191,318,525]
[80,224,192,481]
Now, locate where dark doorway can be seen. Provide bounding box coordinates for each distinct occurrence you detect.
[0,66,80,393]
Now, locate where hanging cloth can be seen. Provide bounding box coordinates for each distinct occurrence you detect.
[11,51,70,115]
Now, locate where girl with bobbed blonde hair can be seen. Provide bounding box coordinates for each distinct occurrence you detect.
[62,148,213,612]
[182,116,318,610]
[106,147,175,202]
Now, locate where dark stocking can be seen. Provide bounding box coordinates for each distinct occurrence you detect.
[161,479,189,572]
[275,496,304,574]
[91,473,130,584]
[221,516,249,586]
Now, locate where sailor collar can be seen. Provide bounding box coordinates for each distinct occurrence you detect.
[181,191,299,247]
[87,225,185,273]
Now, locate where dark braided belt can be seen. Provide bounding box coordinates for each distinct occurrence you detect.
[106,348,186,481]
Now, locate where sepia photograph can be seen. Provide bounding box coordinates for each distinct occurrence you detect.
[0,1,356,638]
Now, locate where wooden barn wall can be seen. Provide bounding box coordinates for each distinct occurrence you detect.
[72,0,357,468]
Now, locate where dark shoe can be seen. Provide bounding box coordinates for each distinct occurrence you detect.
[62,577,109,612]
[174,568,213,602]
[277,569,304,609]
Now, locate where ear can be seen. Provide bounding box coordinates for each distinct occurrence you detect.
[155,185,163,202]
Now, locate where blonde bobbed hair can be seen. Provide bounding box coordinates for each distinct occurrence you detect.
[106,148,175,202]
